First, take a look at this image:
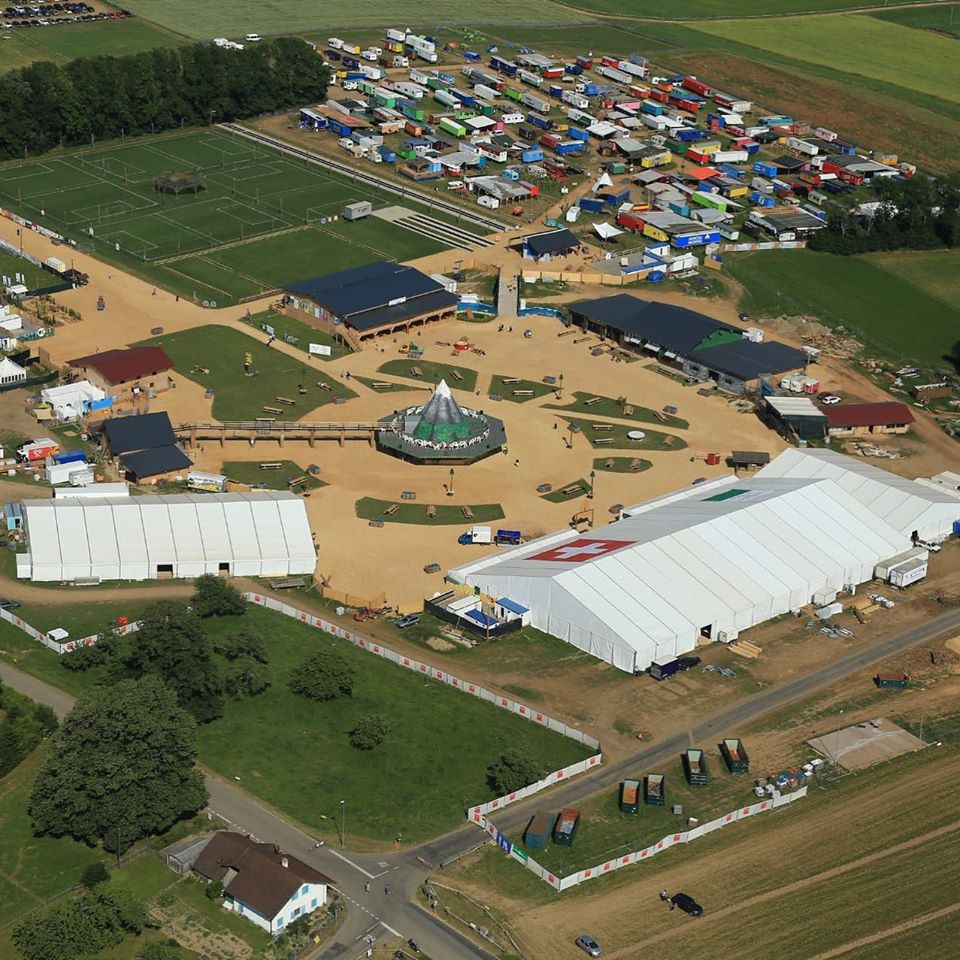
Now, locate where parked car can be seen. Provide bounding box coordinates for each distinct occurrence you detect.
[575,934,603,957]
[393,614,421,629]
[244,33,262,42]
[677,656,701,671]
[671,893,703,916]
[819,394,841,405]
[0,598,21,610]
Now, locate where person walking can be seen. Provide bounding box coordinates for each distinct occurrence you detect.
[660,890,668,902]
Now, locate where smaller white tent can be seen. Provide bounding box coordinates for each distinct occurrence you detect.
[0,356,26,386]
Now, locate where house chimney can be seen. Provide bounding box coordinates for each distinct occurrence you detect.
[281,856,288,868]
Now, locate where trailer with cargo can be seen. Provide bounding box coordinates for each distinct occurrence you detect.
[683,748,709,786]
[490,55,518,77]
[521,93,551,114]
[450,88,475,107]
[875,673,910,690]
[553,808,581,846]
[517,68,543,89]
[596,64,632,85]
[619,779,641,814]
[526,112,552,129]
[18,439,59,463]
[439,117,467,138]
[523,811,554,850]
[720,738,750,773]
[645,773,665,806]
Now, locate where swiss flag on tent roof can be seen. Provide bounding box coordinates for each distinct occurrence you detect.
[527,538,634,563]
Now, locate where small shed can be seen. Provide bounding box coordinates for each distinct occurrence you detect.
[343,201,373,221]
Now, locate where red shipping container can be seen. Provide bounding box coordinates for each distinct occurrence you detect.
[686,148,710,164]
[682,76,712,97]
[404,120,423,136]
[542,66,564,79]
[601,55,621,68]
[616,211,646,233]
[576,55,593,69]
[649,88,669,103]
[539,133,561,148]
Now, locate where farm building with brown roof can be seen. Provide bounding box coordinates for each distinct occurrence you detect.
[67,346,174,402]
[824,402,915,437]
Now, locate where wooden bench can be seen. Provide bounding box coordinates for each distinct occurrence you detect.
[623,404,634,416]
[560,483,584,495]
[592,423,613,432]
[513,389,534,397]
[594,437,614,445]
[450,369,464,382]
[411,366,423,377]
[585,396,602,406]
[557,329,576,338]
[461,505,474,519]
[502,377,521,385]
[372,381,392,389]
[316,381,332,392]
[383,504,399,516]
[573,336,591,344]
[260,462,282,471]
[269,576,306,590]
[275,396,296,405]
[426,504,437,519]
[262,405,284,415]
[288,476,308,489]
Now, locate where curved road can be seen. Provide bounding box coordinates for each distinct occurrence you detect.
[4,605,960,958]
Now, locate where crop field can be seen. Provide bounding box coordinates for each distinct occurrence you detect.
[0,130,456,304]
[0,17,184,73]
[727,251,960,366]
[120,0,587,39]
[696,16,960,103]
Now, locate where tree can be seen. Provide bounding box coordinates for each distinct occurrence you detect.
[947,340,960,374]
[204,879,223,901]
[139,943,184,960]
[349,715,390,750]
[222,657,269,699]
[124,602,224,723]
[193,575,246,618]
[289,649,354,701]
[0,721,23,778]
[29,676,207,849]
[214,629,267,663]
[486,749,547,794]
[33,703,58,738]
[81,861,111,890]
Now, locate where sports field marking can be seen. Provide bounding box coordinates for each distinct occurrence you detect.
[214,201,279,228]
[99,229,160,257]
[197,134,257,158]
[0,162,59,183]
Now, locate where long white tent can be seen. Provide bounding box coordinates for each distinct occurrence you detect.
[449,450,959,674]
[17,492,316,582]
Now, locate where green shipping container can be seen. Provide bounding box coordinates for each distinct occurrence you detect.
[553,807,581,847]
[523,810,554,850]
[619,779,641,814]
[645,773,665,806]
[505,86,523,102]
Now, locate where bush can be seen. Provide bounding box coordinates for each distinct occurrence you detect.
[289,649,355,701]
[222,658,269,700]
[204,879,223,901]
[486,749,547,795]
[214,629,267,663]
[349,715,391,750]
[82,861,111,889]
[193,575,246,618]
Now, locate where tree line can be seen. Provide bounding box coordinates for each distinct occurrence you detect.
[809,174,960,255]
[0,37,329,160]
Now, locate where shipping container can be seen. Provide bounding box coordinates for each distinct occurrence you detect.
[712,149,748,164]
[521,146,544,163]
[548,84,563,99]
[565,63,584,76]
[682,76,712,97]
[553,808,581,846]
[517,68,543,89]
[619,779,641,814]
[683,748,709,786]
[439,117,467,138]
[575,55,594,70]
[617,211,646,232]
[596,64,632,84]
[543,65,565,80]
[645,773,665,806]
[393,82,425,99]
[579,197,605,214]
[523,810,554,849]
[875,673,910,690]
[450,88,475,107]
[377,145,396,163]
[434,90,458,108]
[620,60,647,79]
[473,84,498,102]
[526,112,552,129]
[504,85,523,102]
[490,55,518,77]
[567,126,589,142]
[539,133,561,149]
[521,92,551,114]
[720,738,749,773]
[556,140,585,155]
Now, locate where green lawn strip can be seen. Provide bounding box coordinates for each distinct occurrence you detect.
[726,251,960,366]
[541,480,589,503]
[571,0,898,16]
[9,599,151,643]
[377,359,479,393]
[593,456,652,474]
[547,391,688,429]
[866,250,960,312]
[324,216,448,260]
[489,375,556,403]
[560,416,687,452]
[139,325,357,420]
[485,23,676,58]
[871,4,960,32]
[352,375,431,394]
[841,908,960,960]
[240,309,350,361]
[0,747,110,923]
[196,606,590,841]
[0,247,48,289]
[356,497,504,525]
[222,460,325,491]
[0,621,106,697]
[509,762,754,875]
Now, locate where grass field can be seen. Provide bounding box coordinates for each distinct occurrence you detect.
[568,0,898,16]
[727,251,960,366]
[489,375,556,403]
[0,246,48,290]
[0,130,459,304]
[195,605,589,840]
[0,17,185,73]
[593,456,652,474]
[240,309,350,361]
[140,325,357,419]
[120,0,587,38]
[542,479,590,503]
[377,359,479,393]
[548,391,688,430]
[352,375,430,394]
[0,747,109,926]
[871,3,960,31]
[562,417,687,452]
[867,250,960,311]
[697,16,960,102]
[355,497,505,525]
[223,460,326,491]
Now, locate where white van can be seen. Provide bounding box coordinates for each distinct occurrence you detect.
[328,37,344,49]
[245,33,262,42]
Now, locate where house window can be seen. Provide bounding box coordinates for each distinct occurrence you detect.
[276,917,284,927]
[301,884,309,896]
[310,898,318,909]
[291,907,300,918]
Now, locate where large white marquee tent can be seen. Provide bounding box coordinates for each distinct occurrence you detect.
[17,491,316,582]
[449,450,960,674]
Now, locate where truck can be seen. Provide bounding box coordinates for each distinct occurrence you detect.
[619,779,641,814]
[523,811,554,849]
[648,656,680,681]
[719,738,749,774]
[495,529,522,545]
[17,438,59,463]
[645,773,665,806]
[683,748,709,786]
[553,807,581,846]
[458,525,493,545]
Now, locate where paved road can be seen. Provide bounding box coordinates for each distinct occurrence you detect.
[5,605,960,958]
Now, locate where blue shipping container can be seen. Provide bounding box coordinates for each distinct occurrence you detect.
[465,51,481,61]
[526,113,552,129]
[556,141,585,155]
[548,85,563,98]
[719,164,743,179]
[521,147,544,162]
[568,126,589,141]
[53,449,86,465]
[753,161,778,177]
[582,83,598,96]
[377,146,396,163]
[578,197,605,213]
[673,230,720,247]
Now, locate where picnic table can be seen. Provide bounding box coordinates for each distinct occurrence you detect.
[275,396,296,405]
[262,405,283,415]
[426,504,437,519]
[450,369,464,381]
[560,483,584,496]
[383,504,399,516]
[461,505,474,520]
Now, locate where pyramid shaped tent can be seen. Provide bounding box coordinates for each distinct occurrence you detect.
[412,380,472,443]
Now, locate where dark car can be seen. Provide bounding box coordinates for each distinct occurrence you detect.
[671,892,703,916]
[677,656,701,672]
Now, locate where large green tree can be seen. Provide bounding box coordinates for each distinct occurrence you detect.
[124,602,224,723]
[289,649,355,702]
[29,676,207,849]
[486,748,547,795]
[193,574,246,618]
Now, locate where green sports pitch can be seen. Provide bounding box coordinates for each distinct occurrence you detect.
[0,130,461,304]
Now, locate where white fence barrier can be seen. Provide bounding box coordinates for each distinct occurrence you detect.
[483,786,807,890]
[0,605,140,655]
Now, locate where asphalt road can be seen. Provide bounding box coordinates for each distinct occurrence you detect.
[4,605,960,959]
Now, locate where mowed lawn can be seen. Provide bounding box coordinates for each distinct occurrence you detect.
[727,251,960,365]
[697,15,960,102]
[868,250,960,311]
[141,325,357,420]
[572,0,896,15]
[0,18,184,73]
[197,606,591,841]
[121,0,586,37]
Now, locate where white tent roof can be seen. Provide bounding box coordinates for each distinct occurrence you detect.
[0,356,25,379]
[757,448,960,541]
[20,491,315,581]
[449,455,931,672]
[593,222,624,240]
